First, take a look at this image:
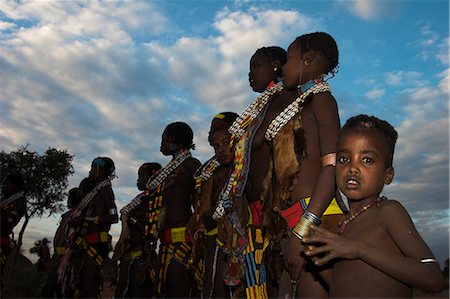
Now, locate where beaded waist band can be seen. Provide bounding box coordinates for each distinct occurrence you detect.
[85,231,110,244]
[162,227,191,244]
[280,197,344,229]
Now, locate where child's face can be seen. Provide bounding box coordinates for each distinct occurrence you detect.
[336,130,394,202]
[210,129,234,165]
[249,51,276,93]
[282,41,302,89]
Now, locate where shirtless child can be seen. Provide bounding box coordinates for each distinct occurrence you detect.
[303,114,445,297]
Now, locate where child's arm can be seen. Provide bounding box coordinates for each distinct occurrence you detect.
[303,92,340,216]
[303,202,445,293]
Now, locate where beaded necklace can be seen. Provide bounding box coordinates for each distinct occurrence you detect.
[229,81,284,139]
[338,197,384,235]
[120,192,146,216]
[145,149,191,191]
[265,81,331,141]
[77,179,111,212]
[193,157,220,189]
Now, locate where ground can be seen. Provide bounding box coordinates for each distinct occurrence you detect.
[2,249,449,298]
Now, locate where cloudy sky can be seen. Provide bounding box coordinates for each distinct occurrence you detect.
[1,0,448,265]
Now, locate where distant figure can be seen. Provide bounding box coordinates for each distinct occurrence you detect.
[37,238,51,272]
[302,114,445,297]
[41,187,81,298]
[0,173,27,289]
[112,162,162,299]
[60,157,118,298]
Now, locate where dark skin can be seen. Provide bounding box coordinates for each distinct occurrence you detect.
[70,161,118,298]
[41,191,78,299]
[249,50,281,93]
[159,129,201,298]
[200,129,234,298]
[246,48,299,203]
[248,39,340,298]
[303,129,445,297]
[115,165,155,299]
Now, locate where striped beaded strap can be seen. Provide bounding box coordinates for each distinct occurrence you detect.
[145,150,191,191]
[265,82,331,141]
[193,157,220,182]
[120,192,146,216]
[77,179,111,212]
[229,82,283,138]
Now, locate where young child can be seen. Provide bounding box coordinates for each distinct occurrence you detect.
[147,122,201,298]
[303,114,445,297]
[113,162,161,299]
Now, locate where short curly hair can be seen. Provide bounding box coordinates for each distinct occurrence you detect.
[341,114,398,167]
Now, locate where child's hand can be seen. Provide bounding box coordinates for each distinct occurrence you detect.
[302,226,359,266]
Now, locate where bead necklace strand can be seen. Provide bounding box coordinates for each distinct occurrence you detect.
[338,197,384,235]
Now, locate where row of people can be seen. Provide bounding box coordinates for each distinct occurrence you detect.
[3,30,443,299]
[116,31,444,299]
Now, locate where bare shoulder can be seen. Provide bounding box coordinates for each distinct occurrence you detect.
[184,157,202,172]
[378,197,415,228]
[379,198,408,215]
[309,92,338,111]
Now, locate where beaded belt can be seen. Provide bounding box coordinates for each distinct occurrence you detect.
[162,227,191,244]
[123,249,143,261]
[85,231,110,244]
[55,246,66,255]
[280,197,344,229]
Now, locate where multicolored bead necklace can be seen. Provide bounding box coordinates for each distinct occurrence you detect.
[145,149,191,191]
[338,197,384,235]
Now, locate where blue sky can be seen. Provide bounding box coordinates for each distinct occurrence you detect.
[1,0,448,265]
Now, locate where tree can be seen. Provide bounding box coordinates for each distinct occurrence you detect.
[0,145,74,248]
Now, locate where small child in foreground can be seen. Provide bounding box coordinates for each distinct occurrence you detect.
[303,114,445,298]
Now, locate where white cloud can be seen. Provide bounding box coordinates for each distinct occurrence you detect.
[335,0,402,21]
[364,88,385,100]
[385,71,422,86]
